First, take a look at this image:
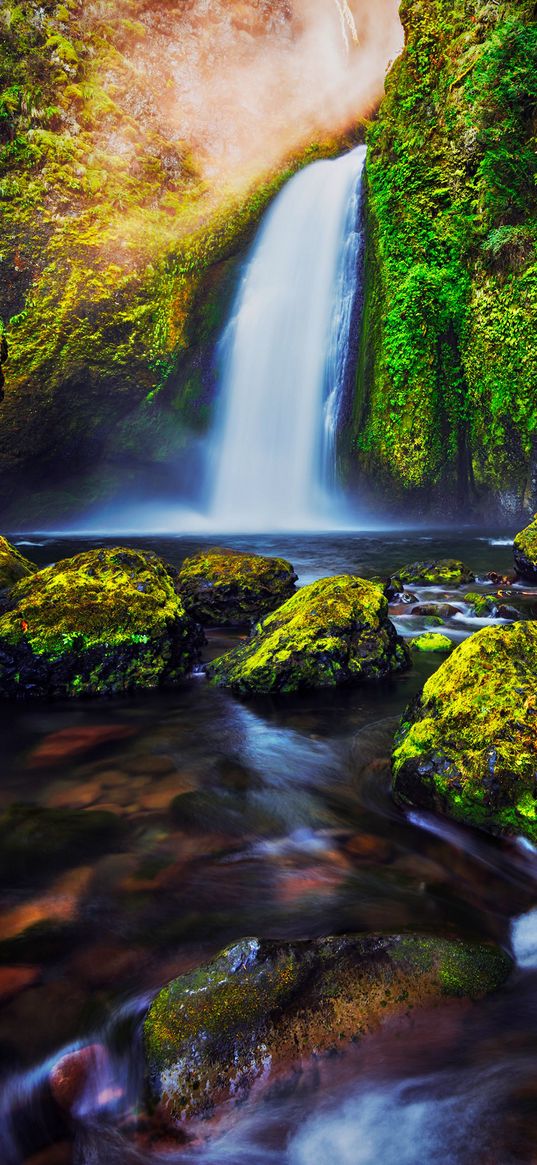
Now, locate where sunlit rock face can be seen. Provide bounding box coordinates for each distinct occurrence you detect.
[0,0,403,524]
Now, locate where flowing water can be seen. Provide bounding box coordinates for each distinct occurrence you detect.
[1,531,537,1164]
[207,147,366,531]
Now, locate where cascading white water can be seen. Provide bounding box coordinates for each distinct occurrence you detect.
[208,145,366,531]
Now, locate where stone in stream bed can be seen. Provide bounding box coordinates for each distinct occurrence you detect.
[514,516,537,583]
[411,603,461,619]
[0,802,122,880]
[0,546,203,698]
[463,593,521,621]
[392,621,537,843]
[206,575,410,695]
[395,560,475,587]
[177,548,297,626]
[409,633,453,654]
[144,934,511,1125]
[0,536,36,594]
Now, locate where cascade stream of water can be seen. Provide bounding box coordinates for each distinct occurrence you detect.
[207,146,366,531]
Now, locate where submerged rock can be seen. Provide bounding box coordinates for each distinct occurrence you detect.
[514,517,537,582]
[0,536,36,592]
[396,560,475,587]
[144,934,511,1125]
[463,592,520,621]
[0,802,122,880]
[177,548,297,626]
[0,546,203,698]
[206,575,410,695]
[392,621,537,842]
[410,633,453,654]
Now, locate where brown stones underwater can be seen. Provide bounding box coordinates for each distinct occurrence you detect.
[177,547,297,625]
[207,575,410,695]
[392,621,537,844]
[144,934,511,1127]
[0,546,203,698]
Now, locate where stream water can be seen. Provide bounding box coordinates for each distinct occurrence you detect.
[1,531,537,1164]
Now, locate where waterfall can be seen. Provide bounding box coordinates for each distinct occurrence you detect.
[208,145,366,531]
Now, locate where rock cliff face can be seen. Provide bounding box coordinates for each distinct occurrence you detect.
[350,0,537,520]
[0,0,371,523]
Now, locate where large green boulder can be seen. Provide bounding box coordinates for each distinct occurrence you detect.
[144,934,511,1125]
[206,575,410,695]
[514,516,537,582]
[392,622,537,842]
[0,546,203,698]
[0,536,36,592]
[177,548,297,625]
[396,560,475,588]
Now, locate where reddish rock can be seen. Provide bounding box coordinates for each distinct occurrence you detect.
[50,1044,109,1112]
[29,725,136,769]
[0,964,40,1001]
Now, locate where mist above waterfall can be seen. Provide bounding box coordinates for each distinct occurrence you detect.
[119,0,403,189]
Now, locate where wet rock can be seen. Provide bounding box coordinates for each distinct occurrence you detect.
[463,591,496,616]
[0,535,36,592]
[50,1044,109,1113]
[177,548,297,626]
[514,516,537,582]
[28,724,136,768]
[396,560,475,587]
[496,603,521,621]
[411,603,461,618]
[0,803,122,880]
[0,546,203,699]
[207,576,410,696]
[392,621,537,842]
[144,934,511,1125]
[0,964,40,1001]
[409,633,453,654]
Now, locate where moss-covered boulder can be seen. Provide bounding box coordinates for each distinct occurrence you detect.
[0,537,36,592]
[0,547,203,698]
[144,934,511,1125]
[206,576,410,696]
[177,548,297,626]
[410,633,453,654]
[514,517,537,582]
[396,561,475,587]
[392,621,537,842]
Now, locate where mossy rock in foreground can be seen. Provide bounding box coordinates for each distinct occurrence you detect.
[0,547,203,698]
[207,575,410,695]
[144,934,511,1125]
[410,633,453,654]
[514,516,537,582]
[392,621,537,843]
[396,560,475,588]
[177,548,297,626]
[0,536,36,592]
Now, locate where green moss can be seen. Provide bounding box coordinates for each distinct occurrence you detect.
[0,535,36,589]
[397,560,475,587]
[145,933,511,1124]
[177,548,297,626]
[207,575,410,696]
[410,633,453,653]
[0,545,203,698]
[392,620,537,841]
[351,0,537,516]
[514,515,537,581]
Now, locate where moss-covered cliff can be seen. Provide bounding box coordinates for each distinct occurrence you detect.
[0,1,350,523]
[352,0,537,519]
